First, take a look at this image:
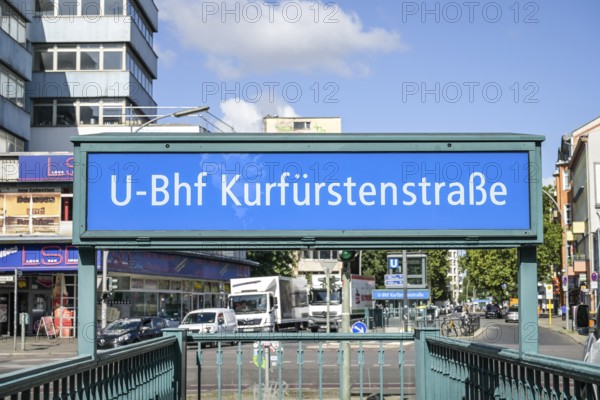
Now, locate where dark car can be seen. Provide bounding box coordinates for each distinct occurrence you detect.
[485,304,502,319]
[97,317,167,349]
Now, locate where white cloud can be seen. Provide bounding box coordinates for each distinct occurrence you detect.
[219,99,299,133]
[159,0,405,79]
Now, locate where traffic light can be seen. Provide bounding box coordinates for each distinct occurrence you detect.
[338,250,357,262]
[107,277,119,293]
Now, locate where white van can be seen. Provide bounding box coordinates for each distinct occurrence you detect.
[179,308,238,348]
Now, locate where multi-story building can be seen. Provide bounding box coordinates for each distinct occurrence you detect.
[263,115,342,134]
[0,1,254,337]
[447,249,462,304]
[555,116,600,312]
[0,0,30,151]
[26,0,158,151]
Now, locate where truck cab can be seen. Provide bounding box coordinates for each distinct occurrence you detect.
[229,292,276,332]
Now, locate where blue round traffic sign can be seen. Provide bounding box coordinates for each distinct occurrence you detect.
[351,321,367,333]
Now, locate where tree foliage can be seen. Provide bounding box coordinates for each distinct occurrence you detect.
[246,251,296,277]
[459,184,563,302]
[425,249,451,302]
[360,250,388,288]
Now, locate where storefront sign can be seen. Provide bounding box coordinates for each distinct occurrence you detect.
[0,244,79,271]
[18,155,74,182]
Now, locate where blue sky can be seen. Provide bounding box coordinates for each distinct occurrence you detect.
[153,0,600,183]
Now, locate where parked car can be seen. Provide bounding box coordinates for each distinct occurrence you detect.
[505,306,519,323]
[485,304,502,319]
[179,308,238,348]
[97,317,168,349]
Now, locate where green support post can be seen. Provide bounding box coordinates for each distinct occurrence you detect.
[77,246,97,357]
[414,327,438,400]
[518,246,538,354]
[163,328,187,399]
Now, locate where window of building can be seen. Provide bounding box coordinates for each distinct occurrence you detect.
[103,50,123,70]
[562,169,571,191]
[79,104,99,124]
[1,1,27,46]
[105,0,124,15]
[33,47,54,71]
[32,99,130,126]
[81,0,101,16]
[33,44,127,72]
[56,51,77,70]
[80,46,100,70]
[564,203,572,225]
[57,0,77,16]
[0,128,25,152]
[58,101,75,126]
[35,0,55,15]
[34,1,152,47]
[293,121,311,130]
[0,64,25,108]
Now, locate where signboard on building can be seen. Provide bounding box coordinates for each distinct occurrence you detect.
[0,154,74,182]
[372,289,430,300]
[0,244,79,271]
[72,133,544,249]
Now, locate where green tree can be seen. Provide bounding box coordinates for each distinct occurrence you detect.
[538,184,563,282]
[246,251,296,276]
[460,248,518,303]
[360,250,388,288]
[426,249,451,302]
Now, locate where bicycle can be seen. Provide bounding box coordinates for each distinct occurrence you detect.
[459,316,473,336]
[440,317,458,336]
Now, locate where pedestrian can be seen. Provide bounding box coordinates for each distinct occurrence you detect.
[542,302,547,314]
[561,304,566,320]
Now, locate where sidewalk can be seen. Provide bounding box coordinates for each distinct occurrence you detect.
[0,335,78,356]
[537,314,591,345]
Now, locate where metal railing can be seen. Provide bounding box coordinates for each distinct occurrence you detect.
[191,331,415,400]
[0,332,184,400]
[2,327,599,399]
[424,330,600,400]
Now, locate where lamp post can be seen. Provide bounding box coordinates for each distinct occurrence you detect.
[133,106,210,133]
[542,189,570,330]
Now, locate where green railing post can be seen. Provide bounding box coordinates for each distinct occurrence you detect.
[163,328,187,399]
[77,246,97,357]
[414,327,438,400]
[518,246,538,354]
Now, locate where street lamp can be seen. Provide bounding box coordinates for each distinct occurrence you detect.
[133,106,210,133]
[542,189,570,331]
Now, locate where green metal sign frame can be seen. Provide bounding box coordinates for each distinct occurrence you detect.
[72,132,544,250]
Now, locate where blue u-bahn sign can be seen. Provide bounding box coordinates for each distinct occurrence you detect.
[72,133,543,249]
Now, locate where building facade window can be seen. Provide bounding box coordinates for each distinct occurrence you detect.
[0,64,25,108]
[301,250,338,260]
[33,44,126,72]
[0,128,25,152]
[294,121,311,130]
[562,169,571,190]
[32,98,134,126]
[1,1,27,46]
[564,203,572,225]
[34,1,153,47]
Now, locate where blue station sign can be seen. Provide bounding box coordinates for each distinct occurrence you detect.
[372,289,430,300]
[72,133,544,249]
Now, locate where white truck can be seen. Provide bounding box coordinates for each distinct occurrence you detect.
[229,276,309,332]
[308,274,375,332]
